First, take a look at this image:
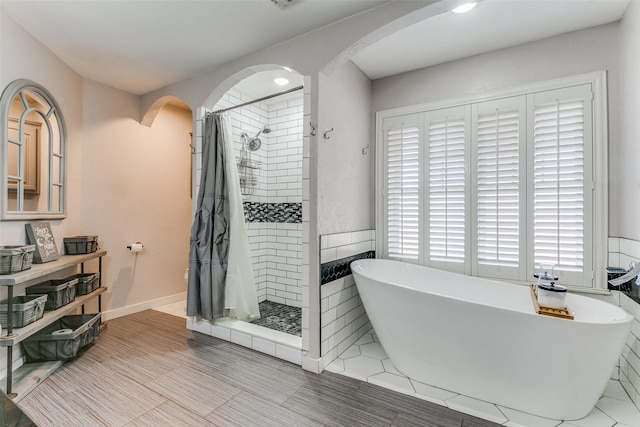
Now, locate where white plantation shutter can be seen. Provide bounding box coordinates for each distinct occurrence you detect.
[376,77,601,288]
[533,101,584,267]
[426,107,468,270]
[472,97,526,280]
[384,116,421,260]
[529,85,593,287]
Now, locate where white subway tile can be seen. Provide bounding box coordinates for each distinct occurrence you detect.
[622,238,640,259]
[327,232,352,249]
[321,277,346,297]
[252,337,277,356]
[321,248,337,264]
[610,237,621,253]
[210,324,230,341]
[336,243,360,260]
[276,344,302,365]
[191,318,212,335]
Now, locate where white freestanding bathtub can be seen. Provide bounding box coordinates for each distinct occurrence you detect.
[351,259,633,420]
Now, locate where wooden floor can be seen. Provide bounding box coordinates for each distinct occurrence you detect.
[17,310,499,426]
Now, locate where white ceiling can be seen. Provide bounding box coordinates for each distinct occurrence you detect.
[0,0,631,98]
[351,0,630,80]
[0,0,387,95]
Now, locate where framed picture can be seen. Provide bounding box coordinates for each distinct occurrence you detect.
[25,222,60,263]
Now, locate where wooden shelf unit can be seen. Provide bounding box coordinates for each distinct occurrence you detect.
[0,250,106,400]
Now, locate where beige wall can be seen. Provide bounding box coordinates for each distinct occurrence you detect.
[81,80,192,317]
[0,11,83,273]
[618,1,640,241]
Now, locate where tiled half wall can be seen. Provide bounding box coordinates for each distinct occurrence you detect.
[319,230,375,370]
[609,237,640,411]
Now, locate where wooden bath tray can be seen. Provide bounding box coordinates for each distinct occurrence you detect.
[530,284,574,320]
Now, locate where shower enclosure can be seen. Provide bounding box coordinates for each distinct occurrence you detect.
[213,86,304,336]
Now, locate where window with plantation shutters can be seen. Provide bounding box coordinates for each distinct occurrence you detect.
[472,97,526,280]
[377,74,603,289]
[384,116,420,260]
[426,108,467,269]
[529,85,593,286]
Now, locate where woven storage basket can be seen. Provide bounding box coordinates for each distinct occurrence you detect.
[26,277,78,310]
[66,273,100,296]
[0,245,35,275]
[0,294,47,328]
[63,236,98,255]
[22,313,101,362]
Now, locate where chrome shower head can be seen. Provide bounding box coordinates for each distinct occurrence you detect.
[254,125,271,138]
[247,137,262,151]
[247,125,270,151]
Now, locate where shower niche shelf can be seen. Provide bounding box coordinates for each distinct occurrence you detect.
[0,250,106,402]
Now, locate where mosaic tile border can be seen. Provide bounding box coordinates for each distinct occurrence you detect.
[243,202,302,223]
[320,250,375,285]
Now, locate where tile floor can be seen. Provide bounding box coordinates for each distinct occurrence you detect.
[20,310,502,426]
[325,329,640,427]
[156,301,640,426]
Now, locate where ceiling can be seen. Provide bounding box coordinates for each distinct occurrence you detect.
[0,0,631,98]
[351,0,630,80]
[0,0,388,95]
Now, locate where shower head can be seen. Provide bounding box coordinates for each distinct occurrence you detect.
[247,137,262,151]
[254,125,271,138]
[247,125,271,151]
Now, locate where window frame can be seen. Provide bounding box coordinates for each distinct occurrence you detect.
[375,71,608,291]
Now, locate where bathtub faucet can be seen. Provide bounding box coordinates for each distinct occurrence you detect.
[608,261,640,288]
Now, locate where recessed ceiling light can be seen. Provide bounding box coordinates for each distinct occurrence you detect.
[274,77,289,86]
[452,2,477,14]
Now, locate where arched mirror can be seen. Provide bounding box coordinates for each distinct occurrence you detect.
[0,79,66,220]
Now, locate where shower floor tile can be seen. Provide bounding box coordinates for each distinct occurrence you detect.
[250,301,302,336]
[331,328,640,427]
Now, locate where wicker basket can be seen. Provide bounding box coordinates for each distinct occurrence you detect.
[0,294,47,328]
[0,245,35,275]
[63,236,98,255]
[22,313,101,362]
[66,273,100,296]
[26,278,78,310]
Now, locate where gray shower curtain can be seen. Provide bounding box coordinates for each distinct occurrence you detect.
[186,113,230,320]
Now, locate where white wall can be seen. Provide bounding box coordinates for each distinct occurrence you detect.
[371,23,620,237]
[619,1,640,241]
[318,61,374,235]
[81,79,192,317]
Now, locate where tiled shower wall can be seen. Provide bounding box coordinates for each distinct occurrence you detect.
[319,230,375,369]
[609,237,640,411]
[214,88,303,306]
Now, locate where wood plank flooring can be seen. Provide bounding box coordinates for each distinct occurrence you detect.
[17,310,500,426]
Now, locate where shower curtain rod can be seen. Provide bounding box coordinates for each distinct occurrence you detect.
[213,85,304,114]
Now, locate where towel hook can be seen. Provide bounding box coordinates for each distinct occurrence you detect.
[362,145,369,155]
[310,122,317,136]
[323,128,334,140]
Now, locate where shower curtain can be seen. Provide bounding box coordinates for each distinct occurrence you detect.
[187,113,260,321]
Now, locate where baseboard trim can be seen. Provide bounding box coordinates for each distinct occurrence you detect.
[102,292,186,321]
